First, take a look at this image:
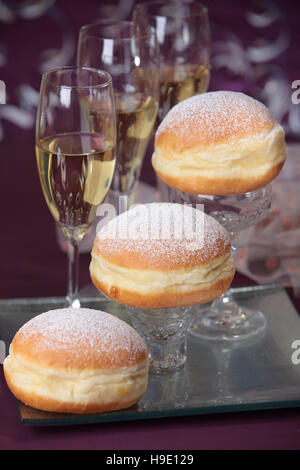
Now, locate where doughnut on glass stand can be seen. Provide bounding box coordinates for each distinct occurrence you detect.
[164,183,272,342]
[2,285,300,426]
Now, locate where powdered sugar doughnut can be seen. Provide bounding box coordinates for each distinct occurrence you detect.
[152,91,286,195]
[90,203,235,308]
[3,308,148,414]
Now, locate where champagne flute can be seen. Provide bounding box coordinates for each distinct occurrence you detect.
[77,20,160,211]
[133,0,211,124]
[35,66,116,308]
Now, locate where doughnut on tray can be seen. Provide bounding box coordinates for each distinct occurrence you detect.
[0,285,300,426]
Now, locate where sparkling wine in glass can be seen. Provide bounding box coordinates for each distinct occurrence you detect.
[36,66,116,308]
[77,21,160,210]
[133,0,211,124]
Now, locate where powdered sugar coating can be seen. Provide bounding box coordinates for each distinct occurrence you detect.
[156,91,274,146]
[95,203,230,269]
[12,308,147,369]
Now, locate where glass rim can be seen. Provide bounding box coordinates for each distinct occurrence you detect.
[79,19,157,42]
[134,0,208,19]
[42,66,113,89]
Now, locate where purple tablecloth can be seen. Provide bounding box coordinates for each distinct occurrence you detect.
[1,0,300,450]
[1,365,300,450]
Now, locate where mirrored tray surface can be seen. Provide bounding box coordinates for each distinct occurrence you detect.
[1,284,300,426]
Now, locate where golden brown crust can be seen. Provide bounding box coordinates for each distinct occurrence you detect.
[155,91,276,151]
[153,91,286,195]
[3,308,149,414]
[154,161,284,195]
[91,272,234,309]
[9,308,147,371]
[93,232,231,271]
[155,117,274,153]
[90,203,235,309]
[10,327,147,372]
[93,203,232,271]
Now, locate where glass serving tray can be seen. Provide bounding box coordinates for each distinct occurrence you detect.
[1,284,300,426]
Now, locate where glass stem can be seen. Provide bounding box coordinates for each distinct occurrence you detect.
[66,238,80,308]
[208,289,244,327]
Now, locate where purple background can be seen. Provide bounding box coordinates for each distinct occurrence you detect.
[0,0,300,450]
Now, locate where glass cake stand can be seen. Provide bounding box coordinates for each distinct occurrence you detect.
[126,305,194,373]
[166,183,272,342]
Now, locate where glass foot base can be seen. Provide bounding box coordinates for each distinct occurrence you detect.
[149,349,187,373]
[189,306,267,342]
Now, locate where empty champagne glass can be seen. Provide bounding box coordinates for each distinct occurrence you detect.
[77,20,160,211]
[35,66,116,308]
[133,0,211,125]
